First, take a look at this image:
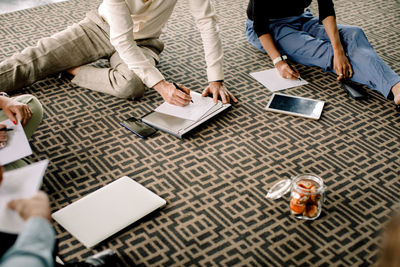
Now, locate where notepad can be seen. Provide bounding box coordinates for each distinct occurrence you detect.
[250,68,308,92]
[0,160,49,234]
[0,119,32,165]
[155,92,217,121]
[52,176,167,248]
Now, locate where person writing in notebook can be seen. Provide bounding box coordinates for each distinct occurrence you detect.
[245,0,400,106]
[0,0,237,106]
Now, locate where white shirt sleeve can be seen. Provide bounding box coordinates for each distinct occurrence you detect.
[187,0,224,82]
[101,0,165,88]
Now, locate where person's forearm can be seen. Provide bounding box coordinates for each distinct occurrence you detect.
[187,0,224,82]
[322,16,344,54]
[0,217,55,267]
[258,33,281,61]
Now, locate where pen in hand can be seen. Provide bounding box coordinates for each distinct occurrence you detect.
[284,59,301,81]
[0,128,13,132]
[173,82,193,103]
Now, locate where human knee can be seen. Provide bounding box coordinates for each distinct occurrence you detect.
[343,26,367,42]
[113,73,145,99]
[27,95,44,124]
[351,26,366,38]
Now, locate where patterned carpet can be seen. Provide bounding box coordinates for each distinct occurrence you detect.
[1,0,400,266]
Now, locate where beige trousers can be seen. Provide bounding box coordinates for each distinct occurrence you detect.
[0,10,164,99]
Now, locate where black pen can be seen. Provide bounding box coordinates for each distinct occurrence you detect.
[173,82,193,103]
[0,128,13,132]
[284,59,301,81]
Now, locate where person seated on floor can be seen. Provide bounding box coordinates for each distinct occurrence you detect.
[0,92,43,171]
[0,92,43,255]
[245,0,400,106]
[0,190,117,267]
[0,0,237,106]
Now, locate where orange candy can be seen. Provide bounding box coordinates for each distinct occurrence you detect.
[291,192,309,205]
[290,179,321,218]
[290,198,306,215]
[303,204,319,218]
[297,180,314,189]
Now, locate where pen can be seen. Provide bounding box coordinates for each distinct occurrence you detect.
[284,59,301,81]
[0,128,13,132]
[173,82,193,103]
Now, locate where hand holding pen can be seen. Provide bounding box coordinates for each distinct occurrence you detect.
[283,59,301,81]
[173,82,193,103]
[153,80,192,107]
[275,57,301,81]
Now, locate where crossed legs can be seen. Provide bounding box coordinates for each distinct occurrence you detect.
[0,11,163,99]
[246,15,400,104]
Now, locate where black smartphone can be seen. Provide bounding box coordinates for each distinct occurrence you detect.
[120,117,157,138]
[340,80,369,100]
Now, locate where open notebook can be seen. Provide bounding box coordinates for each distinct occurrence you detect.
[52,176,166,248]
[142,92,231,138]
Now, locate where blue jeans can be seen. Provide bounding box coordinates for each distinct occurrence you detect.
[245,11,400,98]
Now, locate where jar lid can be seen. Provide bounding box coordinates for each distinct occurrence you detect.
[265,178,292,199]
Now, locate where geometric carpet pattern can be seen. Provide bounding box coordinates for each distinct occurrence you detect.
[1,0,399,265]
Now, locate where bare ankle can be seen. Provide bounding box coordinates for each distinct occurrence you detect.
[66,66,80,76]
[392,82,400,105]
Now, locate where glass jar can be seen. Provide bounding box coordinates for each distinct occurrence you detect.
[266,174,326,220]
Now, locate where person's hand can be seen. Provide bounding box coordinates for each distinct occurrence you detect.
[1,97,32,126]
[333,49,353,81]
[8,191,51,221]
[202,81,238,104]
[275,60,300,80]
[153,80,192,107]
[0,124,7,149]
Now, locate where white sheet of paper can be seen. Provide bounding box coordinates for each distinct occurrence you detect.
[155,92,216,121]
[250,68,308,92]
[0,160,49,234]
[0,120,32,165]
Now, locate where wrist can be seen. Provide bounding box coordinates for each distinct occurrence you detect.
[0,96,10,109]
[210,80,223,86]
[272,55,287,66]
[332,43,345,53]
[153,79,167,92]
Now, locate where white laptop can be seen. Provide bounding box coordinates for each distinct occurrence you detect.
[52,176,166,248]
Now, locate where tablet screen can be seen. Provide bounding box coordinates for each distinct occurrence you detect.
[269,94,318,116]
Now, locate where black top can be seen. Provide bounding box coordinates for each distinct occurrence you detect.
[247,0,335,37]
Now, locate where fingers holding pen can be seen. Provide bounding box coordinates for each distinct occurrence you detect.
[173,83,192,106]
[276,60,300,80]
[153,80,192,107]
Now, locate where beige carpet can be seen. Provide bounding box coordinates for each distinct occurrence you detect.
[1,0,399,265]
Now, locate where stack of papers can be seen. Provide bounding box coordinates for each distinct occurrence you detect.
[142,91,230,138]
[155,92,217,121]
[0,119,32,165]
[250,68,308,92]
